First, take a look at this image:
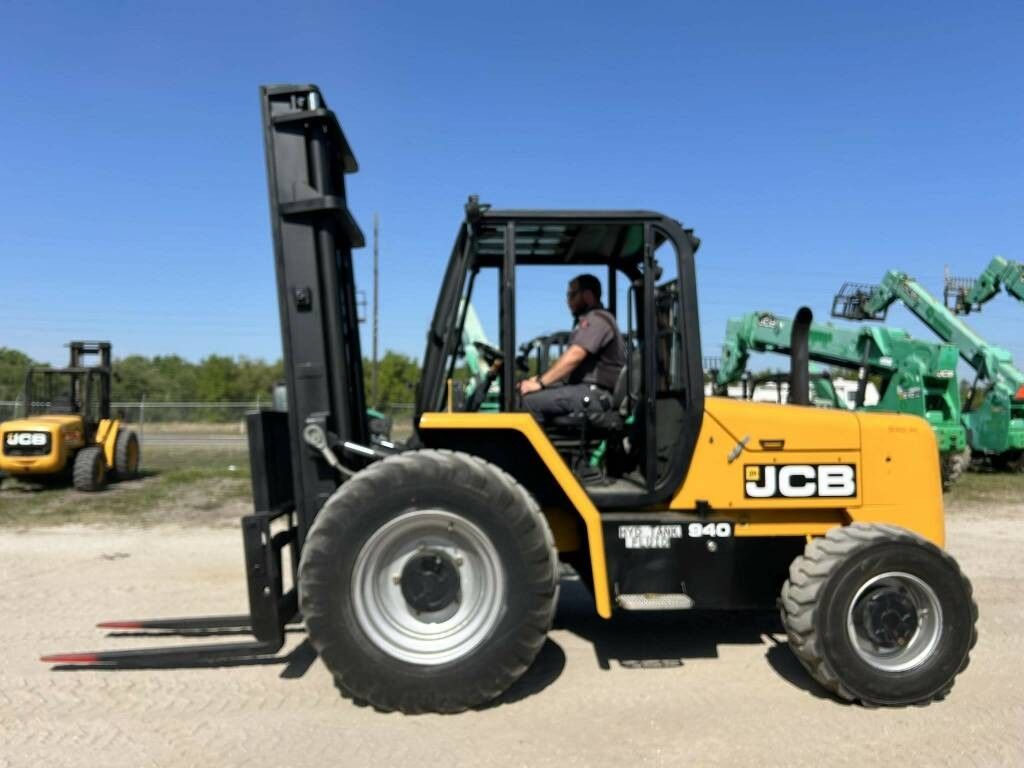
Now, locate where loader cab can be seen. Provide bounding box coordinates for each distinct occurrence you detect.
[417,201,705,506]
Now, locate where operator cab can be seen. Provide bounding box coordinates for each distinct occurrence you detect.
[24,341,112,438]
[418,199,704,506]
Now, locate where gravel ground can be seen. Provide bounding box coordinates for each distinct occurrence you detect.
[2,507,1022,768]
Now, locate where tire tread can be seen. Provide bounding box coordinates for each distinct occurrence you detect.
[780,522,978,705]
[72,445,106,492]
[300,449,558,714]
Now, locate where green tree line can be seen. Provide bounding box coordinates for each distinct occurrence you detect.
[0,347,422,407]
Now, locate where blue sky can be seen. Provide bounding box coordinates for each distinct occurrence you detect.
[1,1,1022,374]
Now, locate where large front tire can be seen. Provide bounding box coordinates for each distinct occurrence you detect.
[72,445,107,492]
[299,450,559,713]
[781,523,977,706]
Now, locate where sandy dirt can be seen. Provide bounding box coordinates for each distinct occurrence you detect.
[1,508,1022,768]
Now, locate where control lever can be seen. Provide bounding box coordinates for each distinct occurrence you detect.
[727,435,750,463]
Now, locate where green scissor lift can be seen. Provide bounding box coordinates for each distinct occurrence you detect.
[717,311,968,488]
[833,270,1024,472]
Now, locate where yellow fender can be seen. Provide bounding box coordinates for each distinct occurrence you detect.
[94,419,121,469]
[418,412,613,618]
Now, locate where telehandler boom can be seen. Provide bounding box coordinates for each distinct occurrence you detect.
[718,311,968,487]
[834,270,1024,470]
[944,256,1024,315]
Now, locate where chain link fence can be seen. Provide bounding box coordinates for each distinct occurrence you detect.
[0,399,264,423]
[375,403,416,442]
[0,398,420,444]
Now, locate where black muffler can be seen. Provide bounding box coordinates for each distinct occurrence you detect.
[789,307,813,405]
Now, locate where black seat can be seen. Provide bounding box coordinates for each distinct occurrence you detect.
[543,355,640,478]
[548,374,628,435]
[545,352,640,482]
[548,348,640,435]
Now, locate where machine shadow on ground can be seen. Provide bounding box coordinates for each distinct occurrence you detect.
[762,639,843,702]
[0,468,160,494]
[48,576,835,708]
[51,632,567,711]
[554,577,838,702]
[479,639,567,710]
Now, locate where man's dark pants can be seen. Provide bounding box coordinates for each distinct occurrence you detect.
[522,383,610,424]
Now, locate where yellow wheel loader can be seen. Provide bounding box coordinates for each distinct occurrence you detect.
[1,341,139,491]
[43,85,976,712]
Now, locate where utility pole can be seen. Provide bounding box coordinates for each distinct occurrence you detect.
[372,212,380,407]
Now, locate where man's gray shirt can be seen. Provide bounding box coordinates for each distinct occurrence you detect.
[566,306,626,391]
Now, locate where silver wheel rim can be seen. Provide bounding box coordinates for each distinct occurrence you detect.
[846,571,943,672]
[351,509,505,666]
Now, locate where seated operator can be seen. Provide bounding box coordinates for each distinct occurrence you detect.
[517,274,626,424]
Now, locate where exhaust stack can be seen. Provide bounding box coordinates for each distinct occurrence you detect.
[789,307,813,406]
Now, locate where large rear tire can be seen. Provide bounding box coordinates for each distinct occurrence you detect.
[72,445,107,492]
[113,430,140,479]
[299,449,559,713]
[780,523,977,705]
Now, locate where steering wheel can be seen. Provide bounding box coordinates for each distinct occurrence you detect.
[461,342,505,412]
[472,341,505,366]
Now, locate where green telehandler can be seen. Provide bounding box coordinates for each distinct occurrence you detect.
[717,311,968,488]
[834,270,1024,471]
[456,301,501,412]
[944,256,1024,315]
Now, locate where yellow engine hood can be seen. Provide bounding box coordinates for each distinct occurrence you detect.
[704,396,860,452]
[1,415,83,432]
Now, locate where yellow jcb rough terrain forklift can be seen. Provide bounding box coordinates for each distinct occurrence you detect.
[44,85,977,713]
[0,341,139,491]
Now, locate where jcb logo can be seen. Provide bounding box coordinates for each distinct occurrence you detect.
[6,432,48,447]
[744,464,856,499]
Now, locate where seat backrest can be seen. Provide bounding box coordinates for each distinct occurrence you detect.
[612,348,643,413]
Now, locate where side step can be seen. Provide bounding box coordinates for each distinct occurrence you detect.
[616,593,695,611]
